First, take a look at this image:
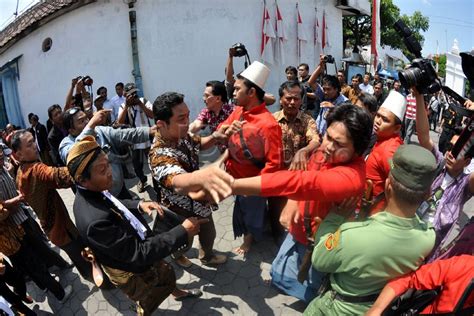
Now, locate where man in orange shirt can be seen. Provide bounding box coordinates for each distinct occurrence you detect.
[218,61,283,255]
[232,104,373,302]
[364,91,406,215]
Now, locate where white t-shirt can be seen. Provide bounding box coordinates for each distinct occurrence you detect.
[108,95,126,122]
[359,83,374,95]
[118,97,153,149]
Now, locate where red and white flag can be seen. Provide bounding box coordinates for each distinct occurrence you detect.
[296,4,307,62]
[314,8,321,59]
[274,2,286,65]
[322,10,329,52]
[261,3,276,64]
[371,0,381,71]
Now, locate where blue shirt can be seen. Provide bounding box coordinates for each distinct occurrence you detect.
[315,86,348,135]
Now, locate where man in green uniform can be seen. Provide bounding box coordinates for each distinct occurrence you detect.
[304,144,438,315]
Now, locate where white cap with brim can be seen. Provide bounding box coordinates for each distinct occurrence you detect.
[240,61,270,90]
[380,91,407,121]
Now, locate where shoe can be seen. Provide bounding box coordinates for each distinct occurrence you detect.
[137,181,147,193]
[174,255,192,268]
[200,254,227,266]
[174,289,203,301]
[58,285,72,303]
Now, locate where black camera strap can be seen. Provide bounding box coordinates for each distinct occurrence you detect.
[237,114,265,169]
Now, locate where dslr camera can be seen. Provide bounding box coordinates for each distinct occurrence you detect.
[322,55,335,64]
[394,20,441,94]
[77,75,93,86]
[231,43,248,57]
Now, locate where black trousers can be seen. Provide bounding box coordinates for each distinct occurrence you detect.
[21,214,69,269]
[132,148,148,184]
[0,261,35,315]
[10,241,65,300]
[59,233,92,282]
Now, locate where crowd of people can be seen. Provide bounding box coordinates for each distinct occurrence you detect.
[0,48,472,316]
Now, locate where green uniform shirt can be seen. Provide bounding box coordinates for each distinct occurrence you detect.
[304,211,435,316]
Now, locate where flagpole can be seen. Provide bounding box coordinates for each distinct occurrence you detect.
[296,2,300,64]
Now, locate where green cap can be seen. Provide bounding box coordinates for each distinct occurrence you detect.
[389,144,437,191]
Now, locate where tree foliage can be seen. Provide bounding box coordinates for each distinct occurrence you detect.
[343,0,429,60]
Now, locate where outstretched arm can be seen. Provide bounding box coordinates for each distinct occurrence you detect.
[414,89,434,151]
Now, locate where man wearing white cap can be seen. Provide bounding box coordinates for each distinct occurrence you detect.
[218,61,283,255]
[364,91,406,215]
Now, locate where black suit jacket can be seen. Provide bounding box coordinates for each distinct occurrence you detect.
[73,188,188,273]
[28,123,50,152]
[47,125,67,166]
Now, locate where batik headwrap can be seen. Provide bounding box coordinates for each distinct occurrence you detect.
[66,135,101,182]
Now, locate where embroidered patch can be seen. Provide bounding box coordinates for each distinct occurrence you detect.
[324,229,341,251]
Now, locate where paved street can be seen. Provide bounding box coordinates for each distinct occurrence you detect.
[24,131,473,315]
[25,148,307,316]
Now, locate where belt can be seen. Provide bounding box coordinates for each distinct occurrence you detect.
[331,290,379,304]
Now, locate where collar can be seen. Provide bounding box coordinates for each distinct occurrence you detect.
[242,102,266,115]
[152,130,180,149]
[275,110,303,123]
[77,186,105,200]
[372,211,425,230]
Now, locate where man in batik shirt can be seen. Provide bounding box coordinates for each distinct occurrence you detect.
[150,92,237,267]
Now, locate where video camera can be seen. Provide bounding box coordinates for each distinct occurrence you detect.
[395,19,474,160]
[394,20,441,94]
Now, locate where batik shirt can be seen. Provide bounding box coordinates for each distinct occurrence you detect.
[273,110,319,167]
[149,132,217,217]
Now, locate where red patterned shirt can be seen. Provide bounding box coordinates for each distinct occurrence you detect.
[405,93,417,120]
[196,103,235,133]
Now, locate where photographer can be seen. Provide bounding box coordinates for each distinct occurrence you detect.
[298,63,318,114]
[60,107,154,198]
[117,83,154,193]
[64,76,93,112]
[413,87,474,259]
[225,45,276,106]
[307,54,348,135]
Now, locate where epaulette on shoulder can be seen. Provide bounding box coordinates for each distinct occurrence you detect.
[339,219,371,232]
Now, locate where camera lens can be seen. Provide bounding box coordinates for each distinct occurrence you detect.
[399,67,423,90]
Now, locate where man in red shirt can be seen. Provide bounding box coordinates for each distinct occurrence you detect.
[232,104,373,302]
[367,255,474,315]
[364,91,406,215]
[218,61,283,255]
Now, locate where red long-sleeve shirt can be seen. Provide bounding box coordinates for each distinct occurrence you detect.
[388,255,474,314]
[261,151,366,244]
[365,135,403,214]
[219,103,283,179]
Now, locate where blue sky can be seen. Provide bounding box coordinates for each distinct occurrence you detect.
[395,0,473,55]
[0,0,472,56]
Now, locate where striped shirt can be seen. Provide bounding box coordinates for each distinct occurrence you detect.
[0,168,27,225]
[405,94,417,120]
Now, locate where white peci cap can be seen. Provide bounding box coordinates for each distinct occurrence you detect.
[240,61,270,90]
[380,91,407,121]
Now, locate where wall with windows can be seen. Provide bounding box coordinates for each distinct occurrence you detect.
[0,0,345,124]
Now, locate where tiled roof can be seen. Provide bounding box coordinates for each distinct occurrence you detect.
[0,0,95,52]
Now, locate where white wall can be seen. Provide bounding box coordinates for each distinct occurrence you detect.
[0,0,344,123]
[445,52,466,97]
